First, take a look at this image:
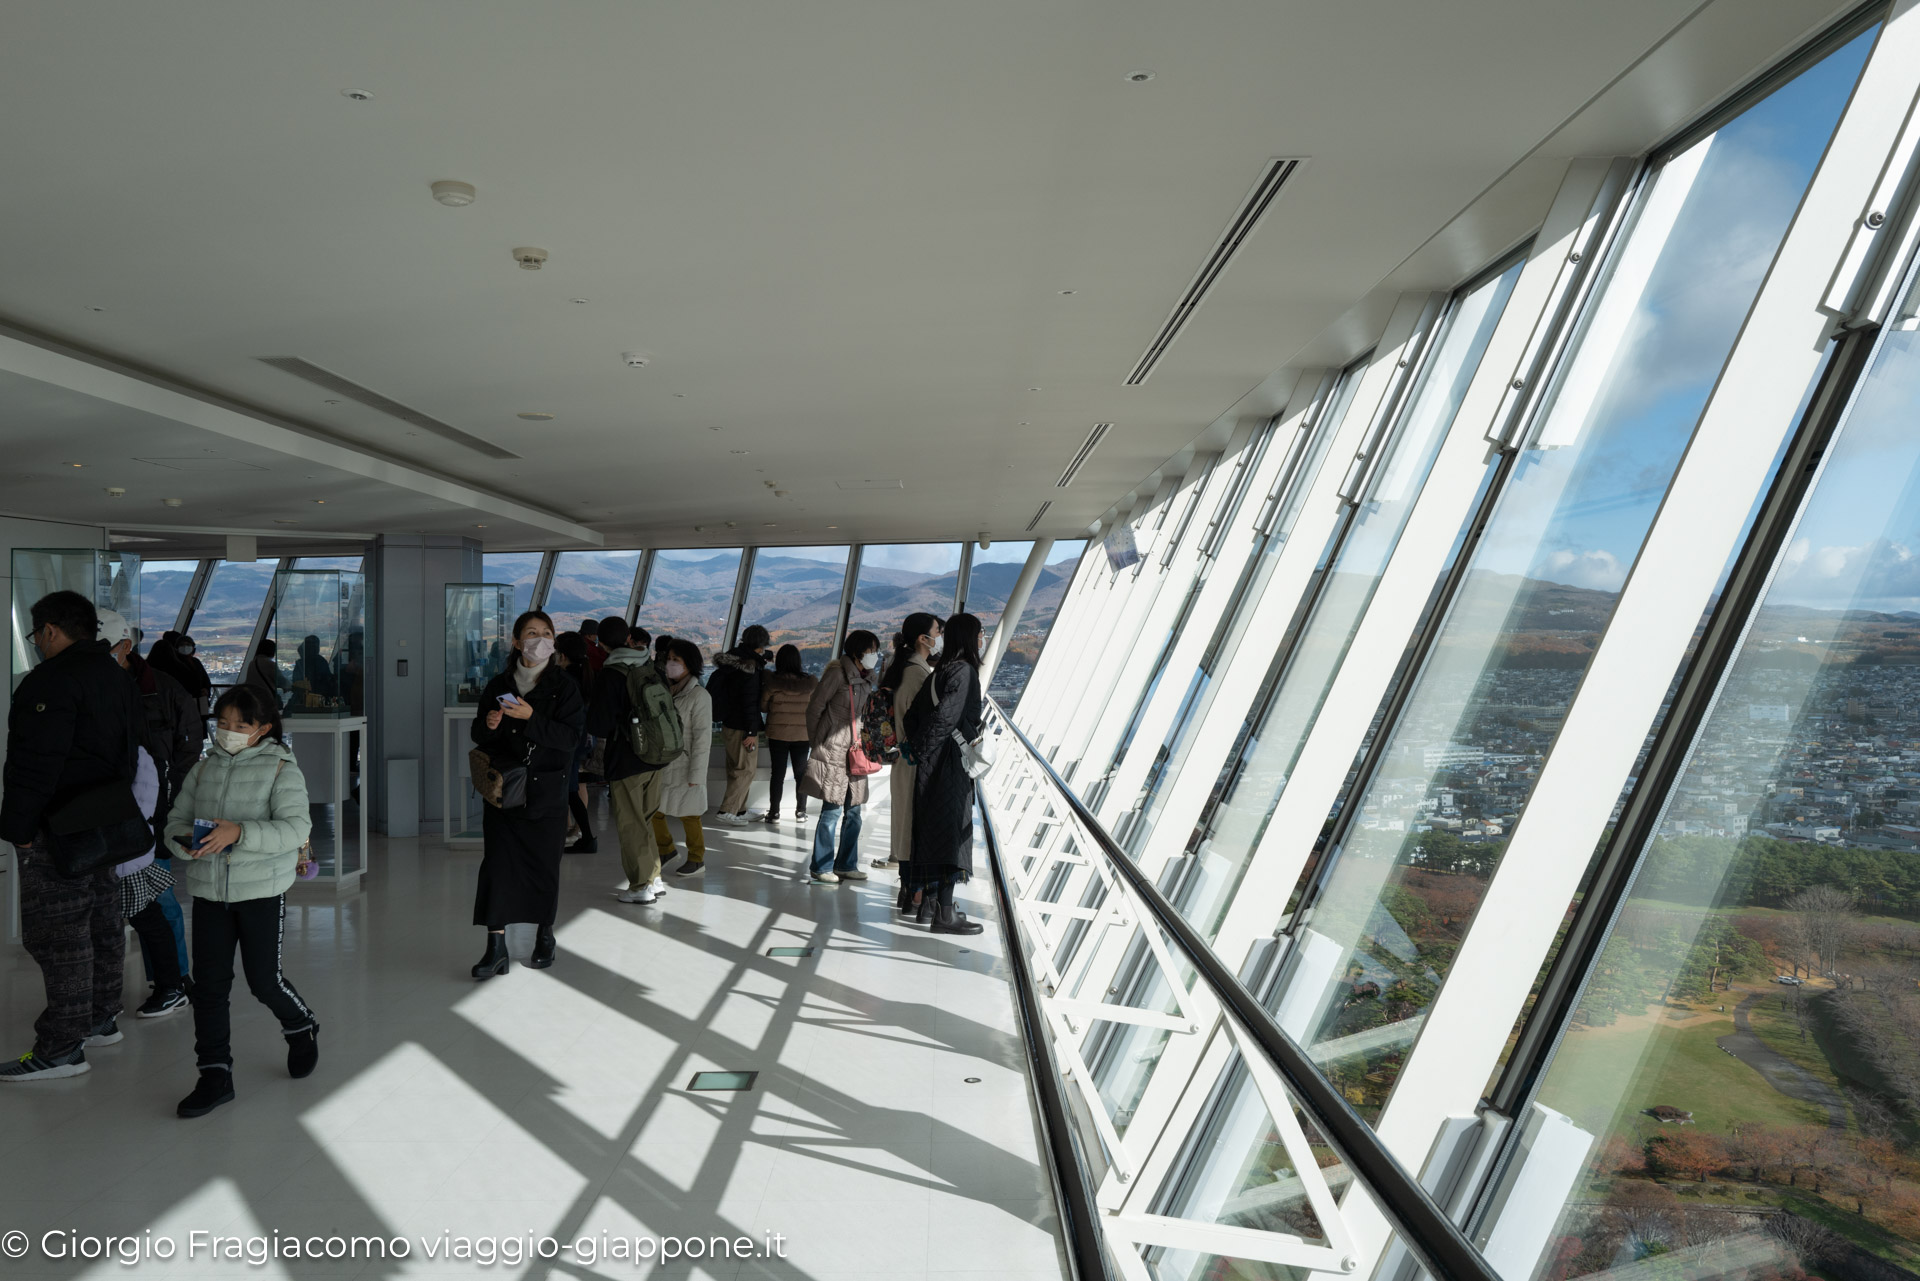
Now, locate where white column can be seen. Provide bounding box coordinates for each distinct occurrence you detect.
[982,537,1054,684]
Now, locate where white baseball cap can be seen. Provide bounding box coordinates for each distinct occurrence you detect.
[96,608,134,647]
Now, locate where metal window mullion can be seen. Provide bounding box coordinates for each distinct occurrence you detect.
[1027,562,1136,752]
[1337,294,1447,503]
[954,541,974,614]
[1050,540,1185,770]
[722,547,756,651]
[175,557,215,633]
[530,551,558,611]
[239,557,293,686]
[627,548,656,622]
[831,544,862,660]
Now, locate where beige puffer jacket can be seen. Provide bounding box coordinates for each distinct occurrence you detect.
[800,656,873,806]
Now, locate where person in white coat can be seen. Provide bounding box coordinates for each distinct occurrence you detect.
[651,639,716,876]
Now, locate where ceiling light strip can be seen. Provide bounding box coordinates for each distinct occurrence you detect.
[1125,158,1305,386]
[1057,423,1113,488]
[1025,501,1053,532]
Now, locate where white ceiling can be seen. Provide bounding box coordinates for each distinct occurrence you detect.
[0,0,1851,550]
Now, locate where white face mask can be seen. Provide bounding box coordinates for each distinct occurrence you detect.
[929,635,944,656]
[521,635,555,664]
[860,651,880,671]
[214,728,255,755]
[664,660,688,681]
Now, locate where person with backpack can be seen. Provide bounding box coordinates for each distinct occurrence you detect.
[468,611,585,978]
[652,639,716,876]
[707,625,770,825]
[801,630,882,885]
[554,632,598,852]
[586,617,679,905]
[759,644,816,824]
[880,613,942,897]
[904,613,988,935]
[164,684,321,1116]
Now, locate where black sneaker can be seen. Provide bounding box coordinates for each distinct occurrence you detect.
[137,987,190,1019]
[0,1044,88,1082]
[566,836,598,854]
[83,1015,123,1047]
[178,1068,234,1117]
[673,858,705,877]
[760,811,779,824]
[286,1026,319,1079]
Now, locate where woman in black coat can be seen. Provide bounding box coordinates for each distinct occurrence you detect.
[905,612,986,936]
[468,610,585,978]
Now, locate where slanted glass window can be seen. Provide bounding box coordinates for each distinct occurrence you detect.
[545,550,643,628]
[138,559,200,642]
[1271,30,1875,1123]
[846,543,962,647]
[194,559,277,687]
[1512,237,1920,1281]
[1176,256,1526,944]
[482,553,542,617]
[636,548,744,667]
[974,540,1089,708]
[295,555,365,572]
[739,546,849,674]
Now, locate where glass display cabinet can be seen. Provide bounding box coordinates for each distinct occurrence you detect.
[442,583,513,845]
[10,549,140,691]
[272,568,366,718]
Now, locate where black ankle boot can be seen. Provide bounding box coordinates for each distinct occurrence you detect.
[286,1025,319,1079]
[932,902,984,935]
[472,932,509,980]
[177,1067,234,1118]
[896,882,914,913]
[915,893,935,926]
[529,925,557,969]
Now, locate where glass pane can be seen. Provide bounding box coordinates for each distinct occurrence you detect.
[1175,257,1527,944]
[295,555,365,572]
[193,560,277,687]
[740,546,849,675]
[545,549,643,626]
[846,543,963,642]
[138,559,200,641]
[975,540,1089,708]
[1275,32,1875,1123]
[637,548,745,667]
[482,553,542,617]
[1517,242,1920,1281]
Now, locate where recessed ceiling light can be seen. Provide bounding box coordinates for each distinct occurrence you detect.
[1019,421,1030,426]
[322,399,341,405]
[312,499,326,504]
[429,179,476,207]
[826,525,838,530]
[1029,387,1041,392]
[341,88,373,101]
[675,393,686,398]
[570,297,588,305]
[730,449,750,455]
[274,519,299,525]
[1127,70,1155,82]
[66,462,83,468]
[475,524,487,529]
[87,306,105,313]
[162,498,183,507]
[517,412,555,421]
[762,522,777,528]
[1059,290,1076,295]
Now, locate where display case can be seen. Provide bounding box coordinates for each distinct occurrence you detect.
[272,568,366,718]
[10,549,140,690]
[446,583,514,707]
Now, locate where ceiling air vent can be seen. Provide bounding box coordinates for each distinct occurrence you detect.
[1124,157,1304,386]
[258,357,520,460]
[1057,422,1112,488]
[1025,501,1052,532]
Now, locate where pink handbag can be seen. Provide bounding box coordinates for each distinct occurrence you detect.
[846,679,881,778]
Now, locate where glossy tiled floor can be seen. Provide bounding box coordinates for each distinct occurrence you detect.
[0,771,1068,1281]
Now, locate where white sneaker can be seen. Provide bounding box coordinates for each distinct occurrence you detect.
[616,886,657,904]
[650,876,668,896]
[839,868,869,881]
[811,871,840,885]
[719,811,750,827]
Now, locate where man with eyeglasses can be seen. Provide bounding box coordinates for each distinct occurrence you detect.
[0,591,143,1081]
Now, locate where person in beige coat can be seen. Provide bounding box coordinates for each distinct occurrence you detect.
[652,639,716,876]
[759,645,817,823]
[801,630,882,883]
[877,613,943,891]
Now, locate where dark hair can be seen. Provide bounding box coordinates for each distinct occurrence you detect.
[258,638,278,658]
[843,629,881,661]
[668,637,705,678]
[30,590,98,644]
[213,684,286,745]
[740,624,771,650]
[629,624,652,650]
[598,616,631,650]
[511,610,554,641]
[939,613,984,669]
[880,611,942,691]
[654,633,674,659]
[774,643,804,676]
[579,618,600,638]
[554,632,592,694]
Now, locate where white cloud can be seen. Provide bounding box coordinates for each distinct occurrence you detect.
[1541,548,1626,591]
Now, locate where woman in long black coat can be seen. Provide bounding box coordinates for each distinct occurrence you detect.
[469,610,584,978]
[906,612,987,936]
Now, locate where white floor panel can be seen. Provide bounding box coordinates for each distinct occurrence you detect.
[0,773,1069,1281]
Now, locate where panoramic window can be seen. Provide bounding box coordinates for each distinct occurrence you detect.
[635,547,744,666]
[137,558,199,642]
[974,540,1089,708]
[1270,30,1876,1123]
[193,559,277,686]
[1514,258,1920,1281]
[739,545,849,674]
[481,552,542,617]
[846,543,962,650]
[544,549,643,628]
[295,555,365,572]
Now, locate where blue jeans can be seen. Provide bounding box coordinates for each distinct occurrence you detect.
[139,859,191,982]
[810,802,863,876]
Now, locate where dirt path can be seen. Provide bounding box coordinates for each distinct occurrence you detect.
[1717,991,1847,1131]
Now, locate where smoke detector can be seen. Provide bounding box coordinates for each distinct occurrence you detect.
[622,352,650,368]
[161,498,183,508]
[978,533,991,549]
[105,487,127,498]
[512,247,549,271]
[430,180,476,207]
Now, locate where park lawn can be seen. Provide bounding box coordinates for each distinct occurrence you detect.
[1541,1012,1830,1137]
[1743,993,1854,1117]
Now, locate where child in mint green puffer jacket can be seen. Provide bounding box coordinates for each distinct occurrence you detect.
[163,686,319,1119]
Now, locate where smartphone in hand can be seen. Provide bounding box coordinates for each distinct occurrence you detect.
[496,693,522,708]
[193,819,217,849]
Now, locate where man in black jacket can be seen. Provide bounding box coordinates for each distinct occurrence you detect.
[585,618,667,905]
[0,591,142,1081]
[708,625,770,824]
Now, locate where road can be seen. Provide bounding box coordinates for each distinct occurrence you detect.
[1716,991,1847,1131]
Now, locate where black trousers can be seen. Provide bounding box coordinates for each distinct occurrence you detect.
[767,739,809,813]
[127,902,183,989]
[191,895,316,1069]
[17,852,122,1054]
